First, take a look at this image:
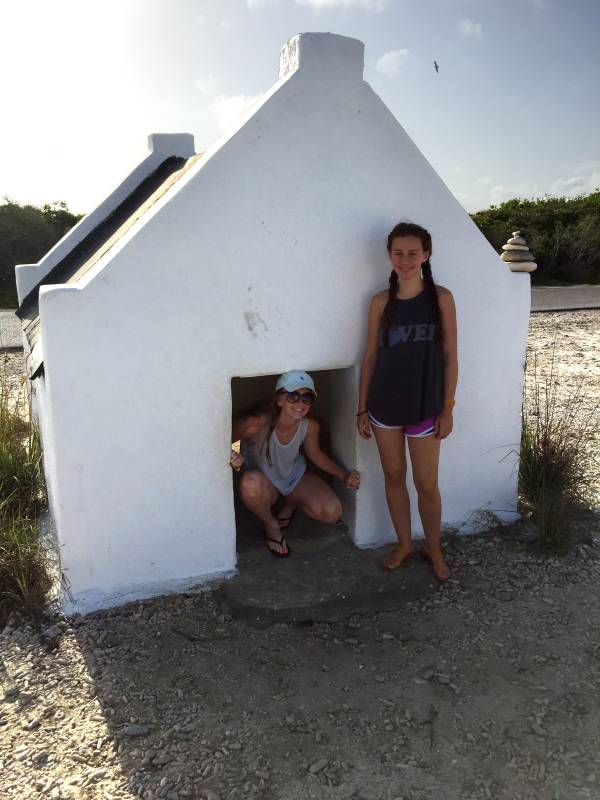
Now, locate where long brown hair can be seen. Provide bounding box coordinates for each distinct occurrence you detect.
[239,390,314,467]
[382,222,442,346]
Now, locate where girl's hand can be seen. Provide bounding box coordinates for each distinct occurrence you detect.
[230,450,244,471]
[356,412,371,440]
[434,408,453,439]
[343,469,360,490]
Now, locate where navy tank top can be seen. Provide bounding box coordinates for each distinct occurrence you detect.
[367,290,444,426]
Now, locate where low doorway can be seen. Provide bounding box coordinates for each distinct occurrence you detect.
[230,367,358,555]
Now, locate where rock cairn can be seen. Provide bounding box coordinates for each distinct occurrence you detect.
[501,230,537,272]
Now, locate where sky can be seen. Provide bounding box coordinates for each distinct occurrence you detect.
[1,0,599,214]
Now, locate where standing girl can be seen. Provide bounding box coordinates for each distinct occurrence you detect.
[357,222,458,581]
[231,370,360,557]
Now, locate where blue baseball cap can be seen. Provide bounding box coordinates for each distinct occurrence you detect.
[275,370,317,396]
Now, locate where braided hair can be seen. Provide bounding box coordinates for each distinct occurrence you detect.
[381,222,442,346]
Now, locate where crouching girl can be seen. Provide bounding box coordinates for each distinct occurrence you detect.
[230,370,360,557]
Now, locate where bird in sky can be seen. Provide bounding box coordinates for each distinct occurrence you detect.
[434,61,439,73]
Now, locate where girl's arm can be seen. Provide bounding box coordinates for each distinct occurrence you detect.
[435,288,458,439]
[303,420,360,490]
[357,292,386,439]
[231,414,262,444]
[230,414,263,470]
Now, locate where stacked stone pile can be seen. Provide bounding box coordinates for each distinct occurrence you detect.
[501,230,537,272]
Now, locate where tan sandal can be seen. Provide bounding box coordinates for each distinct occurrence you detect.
[381,546,415,572]
[420,547,449,583]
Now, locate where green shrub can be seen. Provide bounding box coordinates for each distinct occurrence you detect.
[0,199,82,307]
[0,357,49,626]
[0,503,51,623]
[471,189,600,285]
[520,353,599,549]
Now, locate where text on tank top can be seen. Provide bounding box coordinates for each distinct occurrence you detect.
[367,290,444,426]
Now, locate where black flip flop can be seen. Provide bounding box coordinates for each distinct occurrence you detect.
[265,532,290,558]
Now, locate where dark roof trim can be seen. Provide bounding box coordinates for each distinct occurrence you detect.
[17,156,189,321]
[17,152,203,380]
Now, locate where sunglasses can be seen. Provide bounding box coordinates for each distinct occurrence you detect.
[283,391,315,406]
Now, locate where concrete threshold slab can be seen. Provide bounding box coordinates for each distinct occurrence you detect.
[215,514,440,628]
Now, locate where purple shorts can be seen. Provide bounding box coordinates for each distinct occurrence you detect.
[368,413,436,438]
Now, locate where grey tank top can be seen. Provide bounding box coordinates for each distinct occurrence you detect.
[241,417,309,496]
[367,290,444,426]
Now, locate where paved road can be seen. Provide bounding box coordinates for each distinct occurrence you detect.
[0,309,21,349]
[1,286,598,350]
[531,284,600,312]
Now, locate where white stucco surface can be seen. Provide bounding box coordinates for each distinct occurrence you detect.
[29,33,530,613]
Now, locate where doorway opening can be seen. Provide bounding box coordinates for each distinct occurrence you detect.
[230,367,357,554]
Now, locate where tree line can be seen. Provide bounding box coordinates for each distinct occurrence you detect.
[0,200,82,307]
[470,189,600,285]
[1,190,598,307]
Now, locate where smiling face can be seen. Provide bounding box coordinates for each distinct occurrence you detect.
[276,389,314,421]
[388,235,430,283]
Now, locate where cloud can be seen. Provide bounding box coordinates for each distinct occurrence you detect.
[375,49,410,76]
[489,169,600,206]
[550,172,600,197]
[194,73,218,95]
[572,159,600,172]
[247,0,387,10]
[476,175,492,185]
[211,93,264,133]
[452,191,470,209]
[458,18,483,37]
[295,0,387,9]
[489,182,541,205]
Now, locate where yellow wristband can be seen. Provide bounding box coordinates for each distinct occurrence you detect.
[446,399,456,409]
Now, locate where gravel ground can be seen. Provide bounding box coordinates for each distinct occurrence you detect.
[1,311,599,800]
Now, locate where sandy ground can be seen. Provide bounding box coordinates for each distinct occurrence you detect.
[1,311,599,800]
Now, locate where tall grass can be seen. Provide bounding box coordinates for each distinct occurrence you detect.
[520,351,599,549]
[0,355,49,627]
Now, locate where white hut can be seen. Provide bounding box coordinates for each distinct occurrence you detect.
[15,33,531,613]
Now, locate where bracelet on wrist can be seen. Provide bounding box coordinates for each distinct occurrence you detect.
[356,410,368,417]
[445,399,456,409]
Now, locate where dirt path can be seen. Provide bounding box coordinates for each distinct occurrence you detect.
[1,312,599,800]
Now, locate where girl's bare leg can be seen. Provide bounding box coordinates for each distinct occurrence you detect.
[371,425,413,568]
[285,473,342,524]
[407,435,449,580]
[238,470,287,555]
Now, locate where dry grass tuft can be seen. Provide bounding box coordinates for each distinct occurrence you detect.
[0,354,49,626]
[520,349,600,550]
